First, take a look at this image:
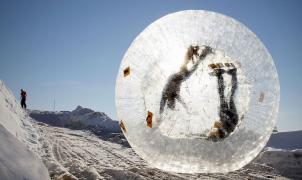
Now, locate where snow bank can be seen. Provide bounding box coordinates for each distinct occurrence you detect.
[0,80,26,139]
[0,80,50,179]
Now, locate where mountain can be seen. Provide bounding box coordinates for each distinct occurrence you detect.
[29,105,129,147]
[29,106,120,132]
[266,130,302,150]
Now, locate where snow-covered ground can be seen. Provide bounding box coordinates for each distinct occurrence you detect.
[31,120,287,180]
[1,80,301,179]
[30,109,301,180]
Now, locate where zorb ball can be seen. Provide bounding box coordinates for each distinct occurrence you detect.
[115,10,279,173]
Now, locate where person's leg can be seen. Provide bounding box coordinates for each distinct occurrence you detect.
[227,68,239,129]
[159,96,167,114]
[21,98,25,108]
[208,68,228,139]
[228,68,238,99]
[215,69,229,121]
[218,68,239,134]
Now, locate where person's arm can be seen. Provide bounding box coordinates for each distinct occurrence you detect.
[187,46,212,76]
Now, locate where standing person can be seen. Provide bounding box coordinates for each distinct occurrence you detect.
[20,89,27,109]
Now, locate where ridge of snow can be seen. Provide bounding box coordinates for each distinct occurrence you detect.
[0,80,26,139]
[0,80,41,148]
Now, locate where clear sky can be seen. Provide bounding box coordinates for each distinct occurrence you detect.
[0,0,301,131]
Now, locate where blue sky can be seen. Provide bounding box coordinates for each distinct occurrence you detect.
[0,0,301,131]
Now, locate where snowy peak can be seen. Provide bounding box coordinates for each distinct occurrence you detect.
[71,105,110,121]
[75,105,84,110]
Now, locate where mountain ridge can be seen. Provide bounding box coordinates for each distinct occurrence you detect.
[29,105,120,132]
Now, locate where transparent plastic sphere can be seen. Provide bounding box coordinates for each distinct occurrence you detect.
[115,10,279,173]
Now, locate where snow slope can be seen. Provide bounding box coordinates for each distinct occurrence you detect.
[0,80,50,180]
[31,121,285,179]
[0,124,50,180]
[28,108,299,179]
[28,114,300,179]
[0,81,26,139]
[28,104,302,179]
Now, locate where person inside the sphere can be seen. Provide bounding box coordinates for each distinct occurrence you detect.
[208,66,239,140]
[20,89,27,109]
[159,45,212,114]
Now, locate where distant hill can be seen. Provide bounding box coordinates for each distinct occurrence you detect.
[29,106,128,146]
[266,130,302,150]
[29,106,120,133]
